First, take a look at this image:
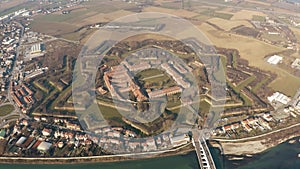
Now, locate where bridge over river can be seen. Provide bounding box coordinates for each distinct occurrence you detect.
[192,130,217,169]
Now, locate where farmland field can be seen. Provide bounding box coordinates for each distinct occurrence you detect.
[230,10,266,20]
[143,6,199,18]
[207,17,253,31]
[198,22,300,96]
[30,1,136,37]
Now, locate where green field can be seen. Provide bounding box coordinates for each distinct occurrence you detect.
[236,75,256,91]
[137,69,164,78]
[50,85,72,110]
[98,104,123,120]
[137,68,176,88]
[227,81,252,106]
[4,114,19,121]
[252,76,270,92]
[0,105,15,117]
[33,81,50,93]
[252,15,265,22]
[213,12,233,20]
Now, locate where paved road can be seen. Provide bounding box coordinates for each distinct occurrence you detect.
[212,122,300,142]
[1,21,29,128]
[142,74,164,80]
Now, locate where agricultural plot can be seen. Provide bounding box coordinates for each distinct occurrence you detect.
[207,18,253,31]
[198,22,300,96]
[230,10,266,20]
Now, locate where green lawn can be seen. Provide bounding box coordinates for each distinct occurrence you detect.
[252,77,270,92]
[33,9,89,23]
[0,105,15,117]
[137,69,164,79]
[227,82,253,106]
[137,68,177,89]
[33,81,50,93]
[4,114,19,121]
[50,85,72,110]
[97,103,123,120]
[236,75,256,91]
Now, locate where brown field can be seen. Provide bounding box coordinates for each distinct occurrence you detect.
[198,22,300,96]
[230,10,267,20]
[245,0,272,6]
[207,18,253,31]
[143,6,199,18]
[81,10,134,25]
[291,27,300,42]
[0,0,28,12]
[123,33,176,42]
[214,10,235,15]
[154,0,175,5]
[30,0,136,36]
[291,52,300,59]
[61,28,96,44]
[30,20,78,36]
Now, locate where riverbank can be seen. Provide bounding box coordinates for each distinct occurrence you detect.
[0,152,200,169]
[210,122,300,155]
[0,143,194,164]
[1,122,300,164]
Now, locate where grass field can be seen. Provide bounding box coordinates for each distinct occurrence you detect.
[81,10,133,25]
[252,76,270,93]
[50,85,72,110]
[30,19,78,36]
[137,68,176,88]
[213,12,233,20]
[30,1,135,37]
[98,104,123,120]
[33,81,50,93]
[236,75,256,91]
[138,69,164,79]
[192,14,212,21]
[198,22,300,96]
[252,15,266,22]
[197,9,234,20]
[227,82,252,106]
[0,105,14,117]
[4,114,19,121]
[260,32,285,42]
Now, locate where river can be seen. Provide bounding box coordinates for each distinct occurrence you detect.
[0,137,299,169]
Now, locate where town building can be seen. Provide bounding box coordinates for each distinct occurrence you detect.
[37,141,52,151]
[268,92,291,105]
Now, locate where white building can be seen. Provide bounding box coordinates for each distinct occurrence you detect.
[268,92,291,105]
[30,43,42,54]
[170,134,190,147]
[291,58,300,70]
[37,141,52,151]
[267,55,283,65]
